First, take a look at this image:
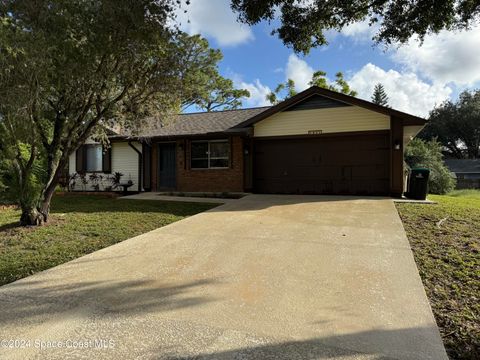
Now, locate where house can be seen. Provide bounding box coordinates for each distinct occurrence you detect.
[444,159,480,189]
[68,86,427,197]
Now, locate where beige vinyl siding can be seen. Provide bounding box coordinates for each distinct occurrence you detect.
[68,141,142,191]
[403,125,425,147]
[253,106,390,137]
[111,142,141,191]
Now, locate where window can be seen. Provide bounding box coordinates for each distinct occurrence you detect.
[191,140,230,169]
[85,144,103,172]
[77,144,110,173]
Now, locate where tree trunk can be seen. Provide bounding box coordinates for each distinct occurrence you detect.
[20,206,46,226]
[18,161,62,226]
[39,183,56,220]
[19,184,56,226]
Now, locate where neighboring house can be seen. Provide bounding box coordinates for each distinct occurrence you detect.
[68,86,426,197]
[444,159,480,189]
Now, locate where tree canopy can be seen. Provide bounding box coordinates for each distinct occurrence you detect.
[176,34,250,112]
[420,90,480,159]
[371,83,389,106]
[191,75,250,112]
[231,0,480,53]
[0,0,243,225]
[266,71,357,104]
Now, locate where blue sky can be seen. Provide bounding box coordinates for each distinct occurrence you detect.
[176,0,480,117]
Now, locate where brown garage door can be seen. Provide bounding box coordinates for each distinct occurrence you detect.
[253,133,390,195]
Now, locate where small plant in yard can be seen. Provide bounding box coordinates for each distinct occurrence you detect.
[110,172,125,190]
[78,173,88,191]
[68,172,121,192]
[88,173,105,191]
[68,173,79,192]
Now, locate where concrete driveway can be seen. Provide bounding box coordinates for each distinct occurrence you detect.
[0,195,447,359]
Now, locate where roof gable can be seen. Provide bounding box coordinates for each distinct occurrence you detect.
[233,86,427,129]
[284,94,351,111]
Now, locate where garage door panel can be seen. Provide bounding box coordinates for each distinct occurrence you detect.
[254,133,390,195]
[352,164,389,178]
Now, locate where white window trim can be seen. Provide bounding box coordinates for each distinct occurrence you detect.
[191,139,230,169]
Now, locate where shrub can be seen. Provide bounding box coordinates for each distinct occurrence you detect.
[0,144,46,206]
[404,138,456,194]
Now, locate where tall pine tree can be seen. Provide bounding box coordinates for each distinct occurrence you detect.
[371,83,389,107]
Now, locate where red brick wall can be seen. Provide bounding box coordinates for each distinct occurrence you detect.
[177,137,245,192]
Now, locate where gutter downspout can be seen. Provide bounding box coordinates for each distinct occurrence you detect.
[128,141,142,192]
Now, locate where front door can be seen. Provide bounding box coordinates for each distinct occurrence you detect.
[158,143,176,189]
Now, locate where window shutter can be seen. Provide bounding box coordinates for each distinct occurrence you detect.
[102,146,112,173]
[230,137,234,169]
[76,146,85,173]
[142,144,151,190]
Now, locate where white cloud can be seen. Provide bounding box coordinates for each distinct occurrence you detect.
[279,55,451,116]
[236,79,272,107]
[322,19,380,44]
[175,0,254,46]
[392,26,480,86]
[285,54,314,91]
[349,63,452,117]
[340,20,379,43]
[336,20,480,87]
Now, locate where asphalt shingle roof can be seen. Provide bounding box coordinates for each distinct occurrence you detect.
[119,107,270,138]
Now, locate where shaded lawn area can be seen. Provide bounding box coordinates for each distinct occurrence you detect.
[396,191,480,360]
[0,194,217,287]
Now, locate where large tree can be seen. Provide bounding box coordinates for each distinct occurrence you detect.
[175,34,250,112]
[231,0,480,53]
[266,71,357,104]
[420,90,480,159]
[371,83,389,106]
[266,79,297,105]
[0,0,228,225]
[192,75,250,112]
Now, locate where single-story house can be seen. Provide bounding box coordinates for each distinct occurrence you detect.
[444,159,480,189]
[68,86,426,197]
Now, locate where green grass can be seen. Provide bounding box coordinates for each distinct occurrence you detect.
[0,194,217,286]
[447,189,480,200]
[396,190,480,360]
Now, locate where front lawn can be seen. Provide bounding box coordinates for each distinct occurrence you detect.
[396,191,480,360]
[0,194,217,286]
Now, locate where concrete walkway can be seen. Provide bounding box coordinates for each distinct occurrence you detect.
[0,195,447,359]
